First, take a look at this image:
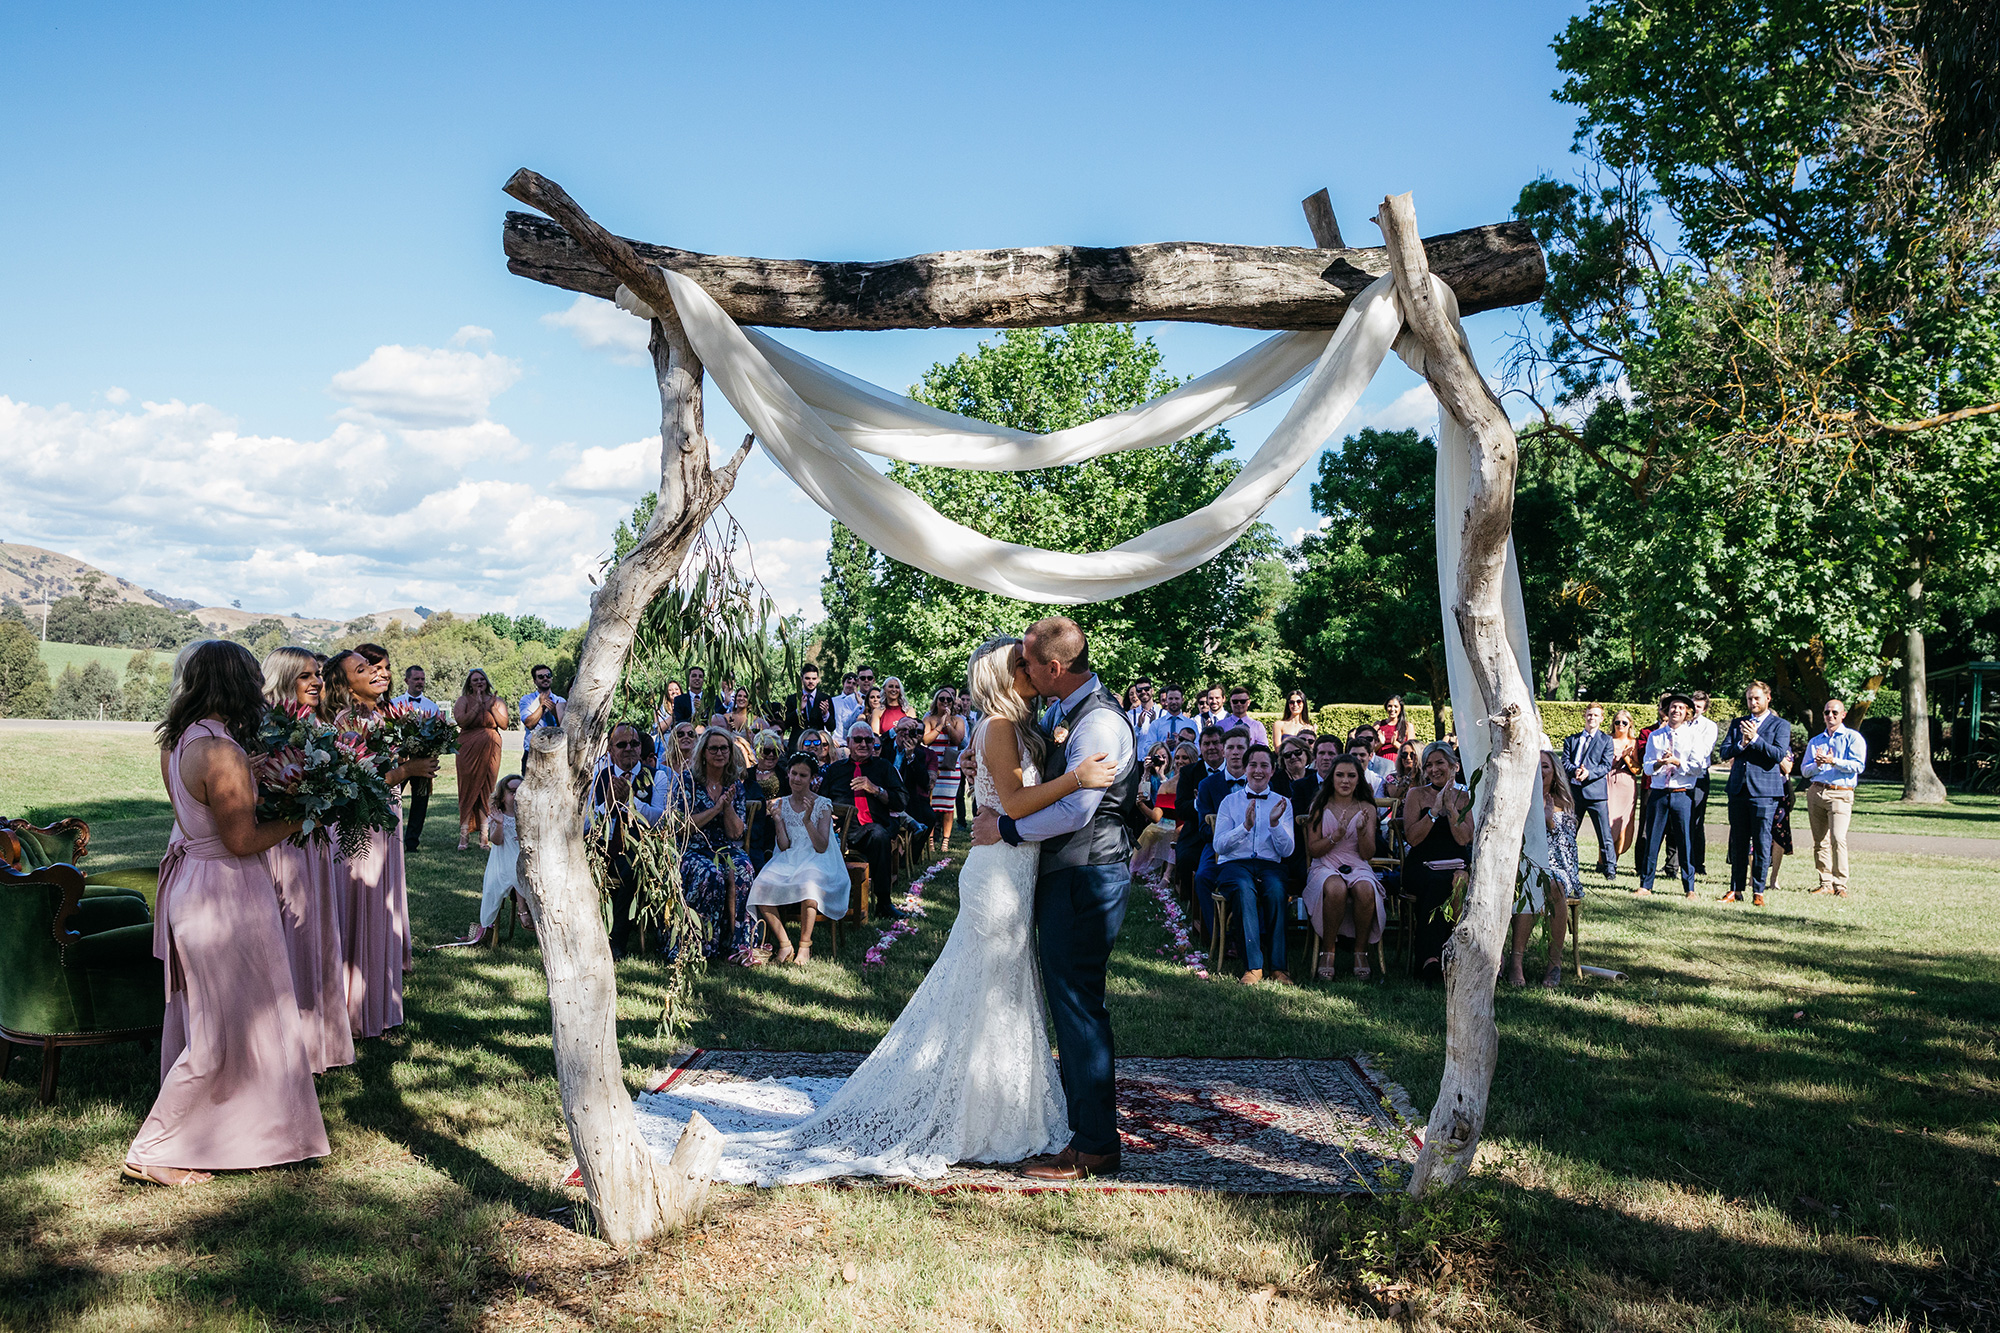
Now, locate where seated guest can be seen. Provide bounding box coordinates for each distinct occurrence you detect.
[1173,726,1228,907]
[1402,742,1473,985]
[799,728,835,771]
[1193,731,1252,943]
[1381,740,1423,802]
[745,733,785,870]
[889,719,936,847]
[654,679,683,745]
[1131,742,1193,876]
[125,640,329,1186]
[1346,726,1394,794]
[591,723,667,959]
[747,755,850,965]
[818,722,908,917]
[1214,744,1294,984]
[659,720,699,778]
[681,725,758,962]
[1304,754,1382,981]
[1277,736,1314,802]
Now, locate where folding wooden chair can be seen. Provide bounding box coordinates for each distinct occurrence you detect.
[831,802,871,929]
[1203,813,1232,975]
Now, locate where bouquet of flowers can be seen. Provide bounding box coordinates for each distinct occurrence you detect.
[377,701,460,763]
[253,703,400,859]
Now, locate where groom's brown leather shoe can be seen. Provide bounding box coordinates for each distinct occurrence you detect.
[1022,1147,1121,1181]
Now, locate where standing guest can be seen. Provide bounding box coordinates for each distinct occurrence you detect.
[259,646,353,1075]
[1562,704,1618,878]
[880,677,911,732]
[818,722,909,918]
[784,664,835,748]
[1126,677,1160,735]
[1685,691,1719,877]
[1607,711,1643,863]
[707,675,738,728]
[671,666,709,726]
[1802,698,1867,897]
[124,640,329,1187]
[1381,740,1424,802]
[1304,754,1381,981]
[518,664,567,774]
[592,723,666,959]
[461,773,528,946]
[324,644,435,1039]
[1141,687,1195,751]
[1274,691,1313,749]
[390,665,440,852]
[857,684,886,736]
[890,719,937,848]
[724,687,755,749]
[922,686,968,849]
[837,667,875,736]
[1214,745,1294,984]
[1198,686,1228,732]
[1402,741,1473,984]
[1512,750,1580,988]
[1768,742,1801,890]
[1636,693,1707,897]
[452,668,508,851]
[1376,695,1417,757]
[1218,688,1269,747]
[1717,680,1794,906]
[654,679,683,746]
[1347,725,1395,793]
[830,671,861,734]
[748,754,850,965]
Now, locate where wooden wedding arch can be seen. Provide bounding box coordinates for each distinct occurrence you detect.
[499,168,1548,1244]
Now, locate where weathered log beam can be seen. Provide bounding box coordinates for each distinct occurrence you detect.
[503,198,1543,332]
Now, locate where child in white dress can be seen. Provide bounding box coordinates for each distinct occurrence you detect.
[747,755,850,964]
[468,775,526,945]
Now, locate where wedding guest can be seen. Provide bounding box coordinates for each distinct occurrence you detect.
[1130,741,1196,877]
[1191,730,1252,942]
[654,679,683,744]
[1377,695,1417,757]
[390,665,440,852]
[1141,686,1195,751]
[921,687,967,849]
[591,723,666,958]
[1218,687,1269,747]
[1304,754,1381,981]
[746,734,785,871]
[1686,690,1719,877]
[880,677,911,732]
[1802,698,1867,897]
[890,719,936,847]
[784,664,836,748]
[1380,740,1424,802]
[1509,750,1579,989]
[1277,737,1313,802]
[1608,711,1642,861]
[1274,691,1313,748]
[748,755,850,965]
[662,720,699,775]
[671,665,709,726]
[1173,726,1229,913]
[1403,742,1473,985]
[1214,744,1294,984]
[463,774,530,946]
[799,728,833,773]
[125,640,329,1186]
[1717,680,1793,906]
[818,722,908,917]
[860,685,887,737]
[1561,704,1618,877]
[1348,725,1394,793]
[1768,742,1801,890]
[324,644,435,1037]
[1126,677,1160,735]
[259,646,353,1075]
[453,668,508,851]
[682,725,758,961]
[1636,693,1707,897]
[831,669,864,739]
[518,664,567,774]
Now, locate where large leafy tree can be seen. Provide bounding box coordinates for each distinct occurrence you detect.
[818,324,1275,696]
[1514,0,2000,798]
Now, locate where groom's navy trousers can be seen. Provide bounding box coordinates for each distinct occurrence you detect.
[1036,863,1130,1159]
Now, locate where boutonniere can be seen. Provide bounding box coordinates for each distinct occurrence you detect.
[1052,725,1070,746]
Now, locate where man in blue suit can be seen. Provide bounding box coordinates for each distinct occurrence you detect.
[1717,680,1793,906]
[1561,704,1618,877]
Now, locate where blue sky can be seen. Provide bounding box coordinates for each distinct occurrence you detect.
[0,0,1586,623]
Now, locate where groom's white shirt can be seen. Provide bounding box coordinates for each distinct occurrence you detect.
[1010,673,1136,843]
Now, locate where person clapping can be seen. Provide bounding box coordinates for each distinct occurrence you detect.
[1213,744,1294,985]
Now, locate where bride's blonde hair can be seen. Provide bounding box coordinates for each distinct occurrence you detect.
[966,634,1046,769]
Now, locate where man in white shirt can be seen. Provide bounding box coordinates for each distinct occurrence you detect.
[1682,690,1719,878]
[1125,677,1160,735]
[830,671,861,740]
[1213,744,1294,985]
[1140,687,1195,752]
[1218,687,1269,748]
[519,664,567,775]
[391,665,441,850]
[1636,693,1710,897]
[590,722,668,957]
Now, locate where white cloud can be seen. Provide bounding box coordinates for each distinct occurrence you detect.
[104,386,130,405]
[1351,384,1439,434]
[554,436,657,496]
[543,295,650,365]
[450,325,495,347]
[731,534,830,620]
[328,342,522,426]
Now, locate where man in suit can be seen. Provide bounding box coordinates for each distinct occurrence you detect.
[670,665,710,727]
[590,722,667,958]
[1562,704,1619,878]
[817,721,908,917]
[1191,730,1251,942]
[1172,725,1229,912]
[784,663,835,748]
[1717,680,1793,906]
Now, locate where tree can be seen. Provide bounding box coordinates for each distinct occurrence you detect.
[0,619,52,718]
[119,651,173,721]
[819,323,1274,693]
[49,660,122,720]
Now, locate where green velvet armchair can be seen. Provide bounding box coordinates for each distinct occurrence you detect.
[0,857,165,1103]
[4,818,159,908]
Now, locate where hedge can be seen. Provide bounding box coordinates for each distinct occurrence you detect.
[1230,701,1661,746]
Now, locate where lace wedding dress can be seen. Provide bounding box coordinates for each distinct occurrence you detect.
[634,728,1069,1184]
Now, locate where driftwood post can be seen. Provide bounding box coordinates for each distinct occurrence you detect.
[1375,192,1541,1195]
[504,168,739,1246]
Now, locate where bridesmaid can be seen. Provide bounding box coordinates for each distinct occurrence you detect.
[324,643,436,1040]
[125,640,329,1185]
[260,647,355,1075]
[453,667,508,850]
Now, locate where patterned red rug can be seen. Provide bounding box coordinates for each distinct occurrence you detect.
[616,1050,1422,1195]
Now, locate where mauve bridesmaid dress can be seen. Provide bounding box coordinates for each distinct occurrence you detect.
[340,818,411,1041]
[265,838,355,1073]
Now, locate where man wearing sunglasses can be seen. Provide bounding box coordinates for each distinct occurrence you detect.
[1801,698,1867,898]
[817,722,908,917]
[590,722,668,958]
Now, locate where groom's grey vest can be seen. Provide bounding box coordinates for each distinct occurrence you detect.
[1038,686,1143,874]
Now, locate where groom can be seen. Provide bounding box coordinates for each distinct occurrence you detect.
[972,616,1140,1180]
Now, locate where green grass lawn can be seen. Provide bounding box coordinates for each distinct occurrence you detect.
[2,733,1997,1330]
[32,641,155,682]
[1849,781,2000,838]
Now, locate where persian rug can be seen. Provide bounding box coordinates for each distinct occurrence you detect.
[605,1050,1423,1195]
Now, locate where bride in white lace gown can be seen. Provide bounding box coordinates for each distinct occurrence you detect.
[634,635,1116,1185]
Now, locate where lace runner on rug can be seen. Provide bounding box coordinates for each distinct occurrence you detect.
[628,1050,1423,1195]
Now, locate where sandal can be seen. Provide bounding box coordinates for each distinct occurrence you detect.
[1315,953,1338,982]
[792,944,812,965]
[121,1163,212,1187]
[1352,962,1371,981]
[1542,965,1563,989]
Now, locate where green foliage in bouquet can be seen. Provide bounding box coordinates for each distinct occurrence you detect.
[253,703,400,860]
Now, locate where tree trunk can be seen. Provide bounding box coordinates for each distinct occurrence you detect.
[505,169,753,1246]
[1376,193,1541,1197]
[1901,573,1949,804]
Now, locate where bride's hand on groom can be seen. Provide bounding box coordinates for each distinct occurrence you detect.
[970,810,1002,846]
[1073,751,1116,790]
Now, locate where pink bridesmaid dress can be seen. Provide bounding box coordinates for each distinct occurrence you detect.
[127,720,330,1171]
[266,839,355,1073]
[1304,805,1386,946]
[340,814,411,1040]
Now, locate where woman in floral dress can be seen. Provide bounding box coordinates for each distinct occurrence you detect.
[681,725,759,963]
